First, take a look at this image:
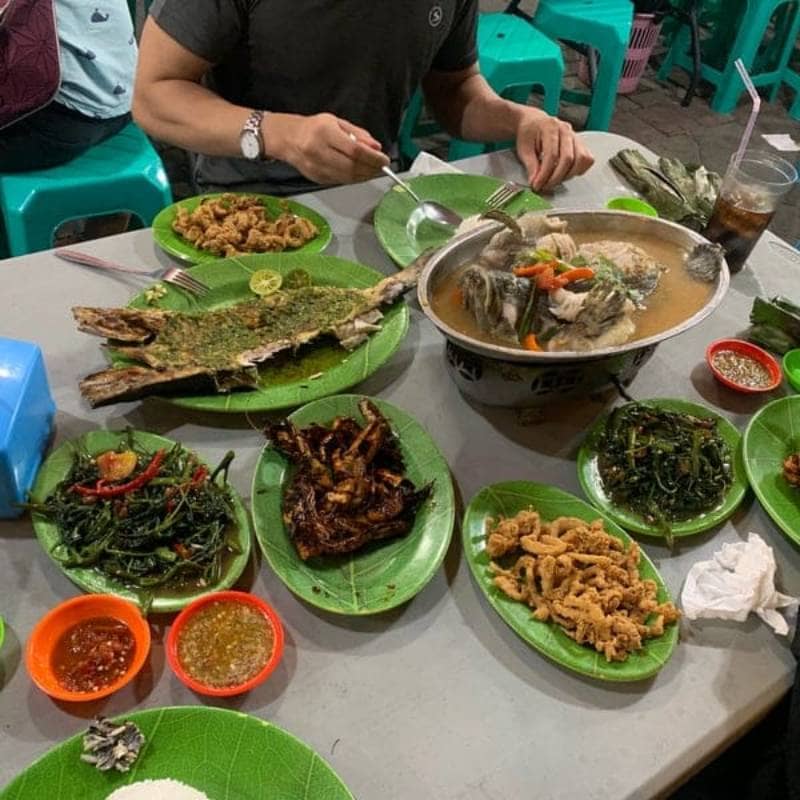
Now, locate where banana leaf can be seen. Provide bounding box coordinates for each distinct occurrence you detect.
[610,149,721,231]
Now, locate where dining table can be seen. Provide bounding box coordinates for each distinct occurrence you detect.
[2,130,800,800]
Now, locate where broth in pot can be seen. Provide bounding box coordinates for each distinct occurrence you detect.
[430,214,719,354]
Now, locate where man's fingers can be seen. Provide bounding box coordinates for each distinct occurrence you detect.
[331,126,389,171]
[571,140,595,177]
[531,126,560,191]
[544,128,575,189]
[337,119,383,151]
[518,143,541,191]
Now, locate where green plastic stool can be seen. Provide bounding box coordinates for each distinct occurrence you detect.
[658,0,800,114]
[782,63,800,120]
[399,12,564,163]
[530,0,634,131]
[0,122,172,256]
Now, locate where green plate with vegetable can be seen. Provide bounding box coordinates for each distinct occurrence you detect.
[121,253,409,413]
[373,173,550,267]
[462,481,678,681]
[152,192,332,265]
[577,398,747,539]
[29,430,251,614]
[252,394,455,615]
[0,706,354,800]
[743,396,800,546]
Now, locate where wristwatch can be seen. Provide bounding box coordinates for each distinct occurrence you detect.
[239,110,265,161]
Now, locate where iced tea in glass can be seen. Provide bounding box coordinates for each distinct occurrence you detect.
[703,150,797,273]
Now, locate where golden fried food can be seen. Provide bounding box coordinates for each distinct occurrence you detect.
[172,193,319,257]
[784,454,800,488]
[486,509,680,662]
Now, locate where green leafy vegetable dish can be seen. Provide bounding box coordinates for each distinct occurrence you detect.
[578,399,747,542]
[29,430,251,613]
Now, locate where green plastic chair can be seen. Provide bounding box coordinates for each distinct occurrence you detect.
[528,0,634,131]
[399,12,564,163]
[659,0,800,114]
[0,122,172,256]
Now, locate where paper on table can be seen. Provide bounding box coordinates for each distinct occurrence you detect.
[761,133,800,153]
[681,532,798,635]
[408,151,463,176]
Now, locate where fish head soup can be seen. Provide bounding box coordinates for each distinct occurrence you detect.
[430,212,720,354]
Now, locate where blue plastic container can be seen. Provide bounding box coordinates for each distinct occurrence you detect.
[0,339,55,518]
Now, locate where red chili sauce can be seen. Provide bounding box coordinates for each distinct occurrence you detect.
[51,616,135,693]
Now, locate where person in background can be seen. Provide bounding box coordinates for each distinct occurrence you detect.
[0,0,136,172]
[133,1,594,197]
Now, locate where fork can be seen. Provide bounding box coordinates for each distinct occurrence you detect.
[484,180,525,211]
[55,248,210,297]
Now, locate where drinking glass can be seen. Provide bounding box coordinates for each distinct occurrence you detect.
[703,150,797,274]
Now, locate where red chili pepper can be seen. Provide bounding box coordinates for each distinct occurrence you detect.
[190,466,208,487]
[71,449,166,498]
[174,542,192,560]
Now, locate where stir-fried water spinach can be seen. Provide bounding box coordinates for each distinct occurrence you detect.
[30,435,239,593]
[596,404,733,542]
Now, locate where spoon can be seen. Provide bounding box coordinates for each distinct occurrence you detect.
[381,165,463,229]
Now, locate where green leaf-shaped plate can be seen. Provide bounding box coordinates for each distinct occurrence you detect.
[463,481,678,681]
[152,192,332,265]
[577,398,748,538]
[29,430,252,614]
[252,395,455,614]
[0,706,354,799]
[373,173,550,266]
[743,396,800,546]
[119,253,409,413]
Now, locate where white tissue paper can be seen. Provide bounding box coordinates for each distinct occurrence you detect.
[408,151,462,177]
[681,532,798,635]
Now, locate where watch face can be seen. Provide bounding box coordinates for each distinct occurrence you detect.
[241,131,260,160]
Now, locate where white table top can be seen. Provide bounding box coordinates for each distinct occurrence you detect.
[2,131,799,800]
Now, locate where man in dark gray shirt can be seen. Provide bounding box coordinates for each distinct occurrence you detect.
[134,1,593,195]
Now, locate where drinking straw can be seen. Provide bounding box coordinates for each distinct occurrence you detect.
[732,58,761,170]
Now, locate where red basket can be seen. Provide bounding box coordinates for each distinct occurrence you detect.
[578,13,663,95]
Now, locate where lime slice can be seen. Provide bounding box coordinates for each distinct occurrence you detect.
[283,269,312,289]
[249,269,283,296]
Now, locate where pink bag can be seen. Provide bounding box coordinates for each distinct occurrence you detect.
[0,0,61,130]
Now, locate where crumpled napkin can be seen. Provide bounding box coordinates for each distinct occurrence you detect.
[408,150,462,177]
[681,533,798,635]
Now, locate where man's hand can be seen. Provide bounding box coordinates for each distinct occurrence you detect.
[515,111,594,192]
[265,112,389,185]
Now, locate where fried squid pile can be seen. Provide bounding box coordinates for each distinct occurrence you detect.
[173,193,318,257]
[486,509,680,661]
[267,399,431,560]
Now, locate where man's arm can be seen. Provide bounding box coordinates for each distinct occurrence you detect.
[421,65,594,191]
[133,18,388,184]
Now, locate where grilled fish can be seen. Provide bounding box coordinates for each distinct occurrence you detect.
[73,259,424,407]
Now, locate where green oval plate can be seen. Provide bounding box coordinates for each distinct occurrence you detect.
[120,253,409,413]
[0,706,354,800]
[373,173,550,266]
[152,192,332,265]
[743,396,800,546]
[252,394,455,615]
[29,430,252,614]
[463,481,678,681]
[577,398,748,538]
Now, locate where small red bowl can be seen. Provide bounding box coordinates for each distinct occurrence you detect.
[26,594,151,702]
[706,338,782,394]
[167,591,284,697]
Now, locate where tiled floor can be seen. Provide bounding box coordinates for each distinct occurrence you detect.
[155,26,800,245]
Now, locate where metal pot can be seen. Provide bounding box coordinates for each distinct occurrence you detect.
[417,210,730,407]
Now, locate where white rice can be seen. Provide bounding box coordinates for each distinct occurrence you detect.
[106,778,210,800]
